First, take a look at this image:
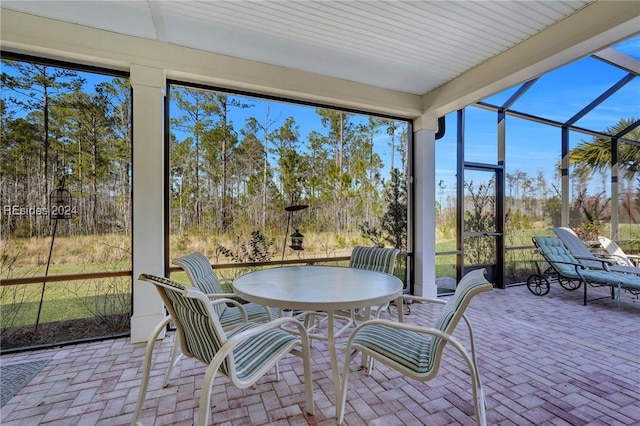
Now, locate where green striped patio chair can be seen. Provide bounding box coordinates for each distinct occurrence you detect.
[304,246,401,335]
[349,246,400,275]
[131,274,314,426]
[169,252,281,387]
[348,246,401,319]
[345,246,402,374]
[173,252,281,329]
[337,269,492,426]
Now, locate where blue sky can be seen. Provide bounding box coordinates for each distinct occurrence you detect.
[4,34,637,202]
[435,34,640,201]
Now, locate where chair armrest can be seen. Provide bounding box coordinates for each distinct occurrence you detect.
[625,254,640,266]
[206,292,238,299]
[392,296,477,350]
[391,295,446,322]
[592,252,630,264]
[206,292,254,308]
[354,318,450,337]
[609,253,640,267]
[209,298,249,322]
[399,295,446,305]
[543,259,591,276]
[573,255,614,268]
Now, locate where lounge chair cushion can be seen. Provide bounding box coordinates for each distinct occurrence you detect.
[535,237,640,290]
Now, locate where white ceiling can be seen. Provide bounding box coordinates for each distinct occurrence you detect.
[1,0,596,95]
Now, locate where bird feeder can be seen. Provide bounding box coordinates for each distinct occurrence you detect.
[282,203,309,259]
[49,187,73,220]
[289,229,304,250]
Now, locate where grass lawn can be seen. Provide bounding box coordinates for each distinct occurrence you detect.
[2,224,637,331]
[1,278,130,329]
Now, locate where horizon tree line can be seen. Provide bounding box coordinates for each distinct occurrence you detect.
[2,57,637,254]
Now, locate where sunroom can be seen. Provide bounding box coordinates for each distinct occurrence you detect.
[1,1,639,425]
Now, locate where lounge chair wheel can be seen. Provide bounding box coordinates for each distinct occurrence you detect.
[559,278,581,291]
[527,274,550,296]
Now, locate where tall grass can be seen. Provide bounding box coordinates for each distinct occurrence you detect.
[2,224,637,330]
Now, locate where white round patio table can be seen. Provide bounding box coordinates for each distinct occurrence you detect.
[233,265,403,417]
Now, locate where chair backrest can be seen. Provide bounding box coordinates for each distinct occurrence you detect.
[173,252,226,317]
[533,236,581,277]
[349,246,400,274]
[597,236,634,266]
[138,273,234,375]
[552,227,602,269]
[430,269,492,367]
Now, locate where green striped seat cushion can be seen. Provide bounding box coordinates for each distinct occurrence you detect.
[231,323,299,382]
[352,268,491,376]
[352,325,434,374]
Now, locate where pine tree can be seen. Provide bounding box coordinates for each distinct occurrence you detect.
[381,168,407,250]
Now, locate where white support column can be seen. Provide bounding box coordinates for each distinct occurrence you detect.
[130,64,166,344]
[412,114,438,299]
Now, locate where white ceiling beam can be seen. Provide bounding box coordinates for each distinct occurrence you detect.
[422,1,640,117]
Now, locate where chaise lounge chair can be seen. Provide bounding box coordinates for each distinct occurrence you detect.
[552,227,639,275]
[533,236,640,306]
[597,236,640,267]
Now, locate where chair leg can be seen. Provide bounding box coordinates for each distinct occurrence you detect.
[339,343,366,424]
[477,385,487,426]
[299,331,315,416]
[163,333,183,387]
[365,305,389,374]
[366,356,374,376]
[357,307,374,372]
[462,354,487,426]
[337,351,355,424]
[198,360,223,426]
[131,317,171,426]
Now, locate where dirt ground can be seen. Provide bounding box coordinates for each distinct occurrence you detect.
[0,315,130,352]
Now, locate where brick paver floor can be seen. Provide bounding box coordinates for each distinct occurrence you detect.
[1,282,639,425]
